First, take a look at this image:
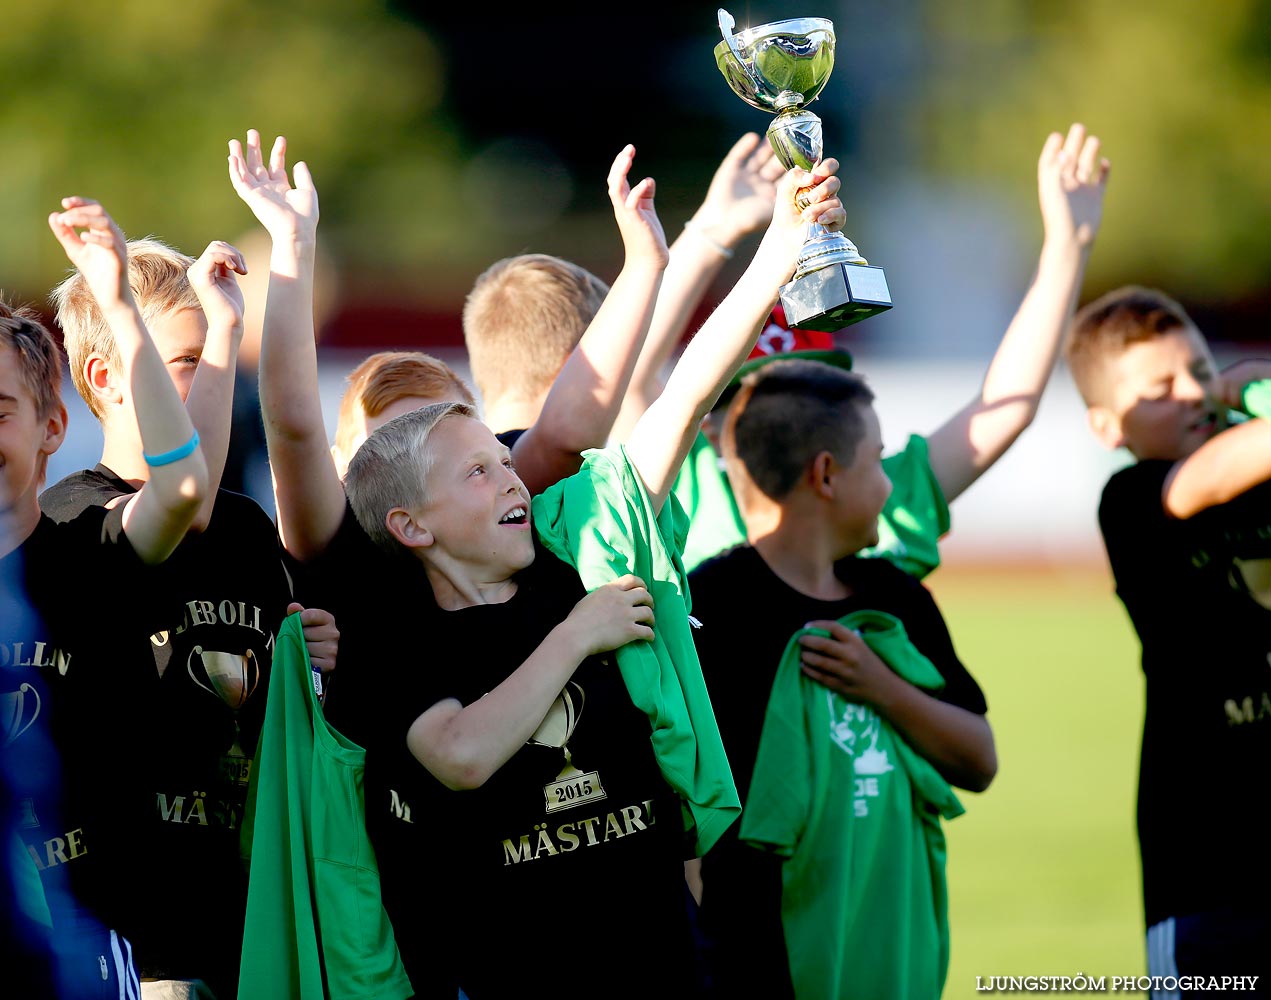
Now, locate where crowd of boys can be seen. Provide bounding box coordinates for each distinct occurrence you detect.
[1,116,1267,1000]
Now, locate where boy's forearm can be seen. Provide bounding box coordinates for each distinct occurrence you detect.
[183,316,243,523]
[625,237,788,510]
[614,231,733,441]
[872,679,997,793]
[927,237,1089,502]
[407,621,589,790]
[1164,417,1271,519]
[518,260,663,491]
[105,301,208,559]
[257,238,346,558]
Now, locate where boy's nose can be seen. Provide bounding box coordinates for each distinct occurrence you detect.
[1175,370,1207,401]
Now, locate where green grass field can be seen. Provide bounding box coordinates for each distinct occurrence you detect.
[926,566,1148,997]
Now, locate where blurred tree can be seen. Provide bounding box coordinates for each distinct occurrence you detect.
[0,0,475,305]
[912,0,1271,303]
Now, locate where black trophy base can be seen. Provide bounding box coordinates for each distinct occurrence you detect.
[779,262,893,332]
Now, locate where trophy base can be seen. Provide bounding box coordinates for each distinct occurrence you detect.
[779,262,893,332]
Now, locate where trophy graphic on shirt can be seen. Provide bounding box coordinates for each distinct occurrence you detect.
[2,682,42,746]
[187,646,259,710]
[715,8,893,330]
[528,682,608,814]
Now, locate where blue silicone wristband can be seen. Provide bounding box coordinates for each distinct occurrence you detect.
[143,429,200,467]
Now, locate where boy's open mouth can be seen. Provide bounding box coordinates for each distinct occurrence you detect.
[499,506,528,526]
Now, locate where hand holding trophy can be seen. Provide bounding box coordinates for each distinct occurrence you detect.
[715,9,893,330]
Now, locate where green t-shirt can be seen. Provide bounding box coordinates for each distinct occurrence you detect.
[673,432,950,576]
[238,614,412,1000]
[739,611,964,1000]
[533,446,741,856]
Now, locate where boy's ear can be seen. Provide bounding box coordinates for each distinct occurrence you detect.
[84,352,123,409]
[40,402,69,457]
[385,507,433,551]
[1087,405,1125,451]
[809,450,837,500]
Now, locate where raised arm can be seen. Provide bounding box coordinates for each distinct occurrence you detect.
[510,146,669,495]
[228,130,342,560]
[406,577,653,789]
[612,133,783,441]
[183,239,248,528]
[1163,362,1271,519]
[48,199,207,563]
[624,162,845,512]
[926,123,1110,502]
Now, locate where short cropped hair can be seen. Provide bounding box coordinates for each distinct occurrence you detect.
[50,238,199,420]
[1064,286,1196,407]
[345,401,476,554]
[463,254,609,406]
[334,351,476,459]
[723,359,876,502]
[0,297,62,419]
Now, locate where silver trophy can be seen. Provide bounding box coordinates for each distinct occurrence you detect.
[715,9,892,330]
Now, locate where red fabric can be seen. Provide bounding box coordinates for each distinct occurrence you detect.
[748,306,835,360]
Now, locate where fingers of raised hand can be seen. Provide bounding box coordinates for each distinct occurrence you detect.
[269,135,287,178]
[192,241,248,277]
[626,176,656,210]
[292,160,317,194]
[1076,133,1102,185]
[245,129,268,177]
[1060,123,1087,170]
[607,144,636,200]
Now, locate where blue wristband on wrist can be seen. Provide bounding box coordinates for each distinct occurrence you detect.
[143,429,200,467]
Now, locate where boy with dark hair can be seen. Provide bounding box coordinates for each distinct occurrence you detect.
[4,193,210,996]
[1064,286,1271,985]
[689,358,996,999]
[40,201,299,998]
[336,158,845,999]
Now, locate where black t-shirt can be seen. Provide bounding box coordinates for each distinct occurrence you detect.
[1099,460,1271,926]
[39,466,292,994]
[364,539,694,999]
[688,545,987,998]
[0,512,151,942]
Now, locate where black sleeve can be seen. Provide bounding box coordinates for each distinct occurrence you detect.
[893,575,988,715]
[1097,461,1176,618]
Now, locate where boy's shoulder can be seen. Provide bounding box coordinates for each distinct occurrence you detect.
[39,465,129,523]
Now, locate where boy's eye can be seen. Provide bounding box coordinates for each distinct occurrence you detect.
[169,356,199,367]
[468,465,485,478]
[503,458,516,471]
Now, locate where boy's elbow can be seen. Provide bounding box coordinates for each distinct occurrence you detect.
[962,739,998,793]
[434,756,494,791]
[169,456,209,517]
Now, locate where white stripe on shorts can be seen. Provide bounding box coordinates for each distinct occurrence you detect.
[1146,917,1181,1000]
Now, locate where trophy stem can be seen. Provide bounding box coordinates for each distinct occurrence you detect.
[794,225,867,280]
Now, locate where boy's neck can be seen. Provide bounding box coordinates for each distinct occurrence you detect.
[0,496,41,561]
[99,421,149,489]
[483,392,547,437]
[424,557,520,611]
[746,501,853,601]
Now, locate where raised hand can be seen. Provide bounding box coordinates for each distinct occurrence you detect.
[47,198,132,310]
[1038,123,1110,250]
[762,159,846,266]
[187,241,247,334]
[227,130,319,242]
[607,145,669,270]
[693,132,785,247]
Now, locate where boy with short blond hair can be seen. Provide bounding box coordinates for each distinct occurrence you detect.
[4,197,210,995]
[462,253,608,430]
[40,202,294,998]
[1064,285,1271,985]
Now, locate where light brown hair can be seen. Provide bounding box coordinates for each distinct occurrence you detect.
[462,254,608,407]
[0,297,63,419]
[49,237,200,420]
[334,351,476,460]
[1065,286,1196,407]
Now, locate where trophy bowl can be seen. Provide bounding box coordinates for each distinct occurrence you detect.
[714,8,892,331]
[713,17,835,114]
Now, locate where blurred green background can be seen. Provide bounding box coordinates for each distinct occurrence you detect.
[6,0,1265,989]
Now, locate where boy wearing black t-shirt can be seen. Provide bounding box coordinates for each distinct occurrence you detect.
[38,205,293,997]
[688,360,996,999]
[338,160,846,999]
[3,196,210,996]
[1064,287,1271,986]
